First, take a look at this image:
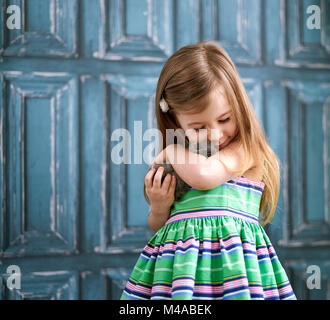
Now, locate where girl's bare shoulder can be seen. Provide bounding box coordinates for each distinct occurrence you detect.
[243,155,265,183]
[219,140,265,183]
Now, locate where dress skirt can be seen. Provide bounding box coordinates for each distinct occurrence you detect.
[120,176,297,300]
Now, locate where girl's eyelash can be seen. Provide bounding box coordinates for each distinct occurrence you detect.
[219,117,230,123]
[193,118,230,131]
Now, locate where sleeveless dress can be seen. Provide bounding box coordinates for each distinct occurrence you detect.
[120,176,296,300]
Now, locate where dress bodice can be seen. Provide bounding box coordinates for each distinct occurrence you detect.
[166,176,265,226]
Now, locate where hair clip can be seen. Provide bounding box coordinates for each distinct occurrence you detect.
[159,97,169,113]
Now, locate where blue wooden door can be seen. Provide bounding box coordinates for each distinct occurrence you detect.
[0,0,329,300]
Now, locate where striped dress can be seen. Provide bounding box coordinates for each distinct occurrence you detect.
[120,176,296,300]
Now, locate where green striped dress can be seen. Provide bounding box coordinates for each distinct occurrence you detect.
[120,176,296,300]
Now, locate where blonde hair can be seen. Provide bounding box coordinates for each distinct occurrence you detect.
[148,41,280,226]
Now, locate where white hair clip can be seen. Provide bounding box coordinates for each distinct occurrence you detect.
[159,97,169,113]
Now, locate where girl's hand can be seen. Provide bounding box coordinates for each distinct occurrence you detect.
[144,165,176,215]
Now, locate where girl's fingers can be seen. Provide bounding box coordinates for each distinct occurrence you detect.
[153,167,165,188]
[145,167,156,188]
[162,173,172,191]
[167,175,176,193]
[145,166,176,195]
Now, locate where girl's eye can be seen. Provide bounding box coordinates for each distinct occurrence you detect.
[193,118,230,131]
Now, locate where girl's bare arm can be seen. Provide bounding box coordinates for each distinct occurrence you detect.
[165,142,252,190]
[145,166,176,233]
[148,208,170,234]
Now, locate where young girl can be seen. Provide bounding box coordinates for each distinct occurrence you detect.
[120,41,296,300]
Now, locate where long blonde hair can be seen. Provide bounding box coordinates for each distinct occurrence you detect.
[148,41,280,226]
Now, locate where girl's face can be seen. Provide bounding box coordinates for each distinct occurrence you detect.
[174,86,238,150]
